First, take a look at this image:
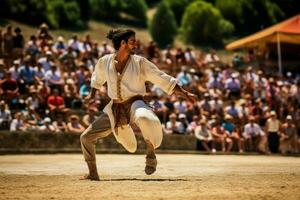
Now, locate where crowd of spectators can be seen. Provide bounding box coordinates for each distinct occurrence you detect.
[0,23,299,155]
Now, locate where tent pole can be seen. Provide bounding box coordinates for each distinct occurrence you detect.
[276,33,282,75]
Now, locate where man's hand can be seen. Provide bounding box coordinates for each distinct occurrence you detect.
[84,88,97,104]
[173,84,197,103]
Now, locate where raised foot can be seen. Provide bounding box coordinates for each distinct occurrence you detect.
[145,157,157,175]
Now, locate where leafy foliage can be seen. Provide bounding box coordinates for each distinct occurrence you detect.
[180,0,234,45]
[150,1,177,48]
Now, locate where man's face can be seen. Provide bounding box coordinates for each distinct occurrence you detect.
[125,35,136,55]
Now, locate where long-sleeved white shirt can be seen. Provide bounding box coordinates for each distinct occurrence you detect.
[243,123,265,137]
[91,54,177,101]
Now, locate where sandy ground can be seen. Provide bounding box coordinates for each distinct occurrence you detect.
[0,154,299,200]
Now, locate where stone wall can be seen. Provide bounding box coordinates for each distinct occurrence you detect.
[0,131,197,153]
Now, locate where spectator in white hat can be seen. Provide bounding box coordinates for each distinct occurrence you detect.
[279,115,297,155]
[265,110,281,153]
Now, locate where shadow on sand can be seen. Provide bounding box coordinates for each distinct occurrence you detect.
[100,178,202,182]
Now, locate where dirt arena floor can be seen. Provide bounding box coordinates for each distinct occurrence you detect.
[0,154,299,200]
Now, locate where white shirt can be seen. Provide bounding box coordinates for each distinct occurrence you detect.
[243,123,265,137]
[91,54,177,100]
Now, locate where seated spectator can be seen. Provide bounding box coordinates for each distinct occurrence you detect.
[52,36,67,55]
[9,59,21,81]
[204,49,220,64]
[164,113,181,134]
[195,119,212,152]
[39,117,56,132]
[225,101,240,120]
[10,112,25,131]
[47,89,68,117]
[19,56,35,86]
[225,73,241,99]
[279,115,297,155]
[178,113,189,134]
[209,94,223,116]
[150,95,168,124]
[198,93,212,117]
[188,115,200,134]
[243,116,267,153]
[24,105,42,127]
[38,51,54,72]
[67,114,85,134]
[0,71,19,102]
[175,48,186,65]
[68,35,81,53]
[79,78,91,98]
[52,114,68,133]
[63,78,80,108]
[34,62,45,82]
[82,107,98,128]
[222,114,243,152]
[45,65,64,91]
[184,47,197,66]
[212,122,233,152]
[176,66,192,86]
[26,35,39,57]
[0,101,12,130]
[174,97,187,114]
[99,41,113,57]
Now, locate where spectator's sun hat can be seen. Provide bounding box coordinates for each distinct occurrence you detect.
[225,114,232,120]
[44,117,51,123]
[286,115,292,120]
[204,93,210,97]
[46,51,53,56]
[231,73,239,78]
[58,36,64,42]
[200,119,206,125]
[270,111,276,116]
[40,23,49,29]
[66,79,74,84]
[13,60,20,65]
[179,113,186,119]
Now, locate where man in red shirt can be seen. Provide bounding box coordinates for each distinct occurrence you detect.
[47,89,67,115]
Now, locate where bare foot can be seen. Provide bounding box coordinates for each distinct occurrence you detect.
[79,174,100,181]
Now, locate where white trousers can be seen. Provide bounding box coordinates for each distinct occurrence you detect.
[80,100,163,163]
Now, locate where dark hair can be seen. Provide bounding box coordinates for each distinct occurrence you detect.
[106,29,135,50]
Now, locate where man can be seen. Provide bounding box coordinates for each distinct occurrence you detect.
[243,116,267,153]
[80,29,196,181]
[194,119,212,152]
[279,115,297,155]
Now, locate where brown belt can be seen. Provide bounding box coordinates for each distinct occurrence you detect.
[111,95,144,132]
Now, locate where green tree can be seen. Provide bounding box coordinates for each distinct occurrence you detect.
[216,0,284,36]
[180,0,234,45]
[163,0,192,26]
[150,2,177,48]
[89,0,123,20]
[122,0,148,26]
